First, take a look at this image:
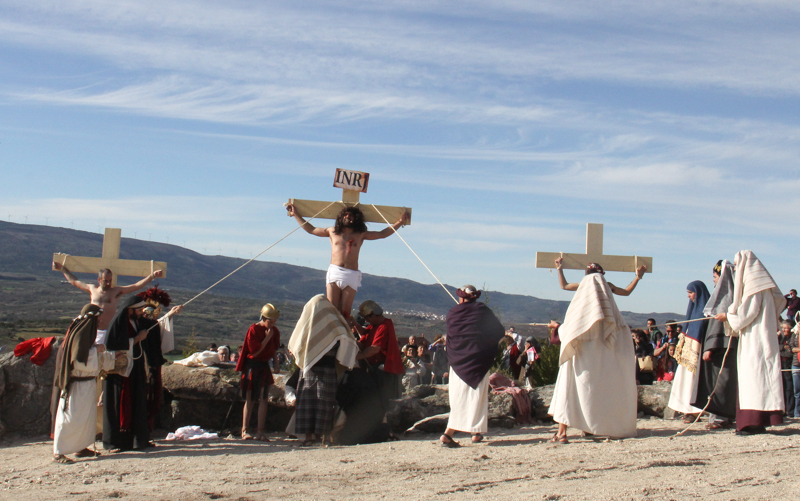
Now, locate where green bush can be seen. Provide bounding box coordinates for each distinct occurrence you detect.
[528,341,560,387]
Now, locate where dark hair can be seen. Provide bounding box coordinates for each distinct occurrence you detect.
[98,268,112,278]
[334,206,367,235]
[713,260,723,275]
[647,318,656,324]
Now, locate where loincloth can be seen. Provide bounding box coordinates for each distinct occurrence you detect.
[326,264,362,291]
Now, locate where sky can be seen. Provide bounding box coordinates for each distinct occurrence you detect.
[1,0,799,314]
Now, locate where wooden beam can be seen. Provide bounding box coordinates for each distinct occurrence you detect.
[287,198,412,225]
[53,253,167,279]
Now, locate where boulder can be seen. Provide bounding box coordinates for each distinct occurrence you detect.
[527,385,554,421]
[161,364,238,401]
[488,392,516,428]
[638,381,674,419]
[0,342,59,437]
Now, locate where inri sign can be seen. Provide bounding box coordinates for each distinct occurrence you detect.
[333,169,370,193]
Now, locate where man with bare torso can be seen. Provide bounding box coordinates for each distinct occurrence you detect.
[52,263,163,344]
[287,204,409,318]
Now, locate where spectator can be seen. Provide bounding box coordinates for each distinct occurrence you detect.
[646,318,663,346]
[402,346,425,390]
[632,328,655,385]
[429,335,449,384]
[789,321,800,418]
[779,320,795,415]
[217,345,230,362]
[656,341,678,382]
[785,289,800,321]
[206,343,218,352]
[402,335,419,355]
[654,321,678,359]
[519,337,541,388]
[505,327,524,380]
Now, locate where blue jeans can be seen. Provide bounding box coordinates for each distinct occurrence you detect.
[792,366,800,417]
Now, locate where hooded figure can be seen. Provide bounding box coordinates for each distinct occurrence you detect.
[51,304,115,462]
[717,250,785,433]
[102,295,160,451]
[667,280,711,418]
[692,260,739,423]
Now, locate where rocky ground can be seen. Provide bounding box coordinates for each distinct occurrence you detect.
[2,418,799,500]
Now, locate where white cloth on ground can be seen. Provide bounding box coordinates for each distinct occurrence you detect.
[446,369,489,433]
[726,250,785,412]
[165,426,219,440]
[174,350,220,367]
[326,264,362,291]
[53,348,114,455]
[548,273,637,438]
[667,363,703,414]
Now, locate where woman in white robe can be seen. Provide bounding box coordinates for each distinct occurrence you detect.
[714,250,785,433]
[548,259,646,442]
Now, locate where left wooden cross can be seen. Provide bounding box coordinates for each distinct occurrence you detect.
[52,228,167,287]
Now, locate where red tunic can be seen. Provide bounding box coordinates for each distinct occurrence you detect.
[235,324,280,394]
[360,319,403,375]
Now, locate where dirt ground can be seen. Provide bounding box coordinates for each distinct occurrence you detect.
[1,418,798,501]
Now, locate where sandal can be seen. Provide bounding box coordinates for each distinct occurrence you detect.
[256,434,271,442]
[548,433,569,444]
[440,434,461,448]
[241,430,254,440]
[471,433,484,443]
[74,448,101,458]
[300,439,316,447]
[682,414,698,424]
[53,455,74,464]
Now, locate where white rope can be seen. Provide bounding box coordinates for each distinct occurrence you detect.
[370,204,458,304]
[138,200,339,335]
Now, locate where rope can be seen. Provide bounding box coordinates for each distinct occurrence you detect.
[138,200,339,334]
[670,338,734,438]
[653,317,710,329]
[370,204,458,304]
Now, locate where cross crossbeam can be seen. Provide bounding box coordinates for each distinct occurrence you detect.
[535,223,652,273]
[52,228,167,287]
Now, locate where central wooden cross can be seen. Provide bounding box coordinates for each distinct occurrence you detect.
[535,223,652,273]
[52,228,168,287]
[286,168,412,224]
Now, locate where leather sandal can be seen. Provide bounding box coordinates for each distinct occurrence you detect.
[440,434,461,448]
[548,433,569,444]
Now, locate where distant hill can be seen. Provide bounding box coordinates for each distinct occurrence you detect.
[0,221,679,327]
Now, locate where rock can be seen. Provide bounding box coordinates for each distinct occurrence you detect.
[638,381,672,418]
[0,362,6,397]
[405,413,450,434]
[527,385,554,421]
[0,343,59,437]
[161,364,238,401]
[386,398,427,432]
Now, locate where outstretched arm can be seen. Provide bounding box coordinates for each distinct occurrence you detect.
[287,204,330,237]
[364,210,410,240]
[52,262,91,293]
[555,258,579,291]
[116,270,163,295]
[610,265,646,296]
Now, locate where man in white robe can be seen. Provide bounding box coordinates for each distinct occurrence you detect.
[548,260,645,442]
[715,250,785,433]
[52,304,116,463]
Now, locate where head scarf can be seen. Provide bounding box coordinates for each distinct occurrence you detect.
[704,260,735,317]
[683,281,710,342]
[456,285,481,301]
[105,295,147,351]
[728,250,785,320]
[54,304,101,391]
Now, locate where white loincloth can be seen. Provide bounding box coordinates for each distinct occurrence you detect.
[667,363,703,414]
[326,264,362,291]
[446,369,489,433]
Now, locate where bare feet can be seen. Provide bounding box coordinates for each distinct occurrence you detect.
[241,429,253,440]
[471,433,483,443]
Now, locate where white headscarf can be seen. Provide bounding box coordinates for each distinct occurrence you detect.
[703,260,735,317]
[728,250,785,318]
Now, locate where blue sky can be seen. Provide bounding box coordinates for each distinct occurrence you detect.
[1,1,799,314]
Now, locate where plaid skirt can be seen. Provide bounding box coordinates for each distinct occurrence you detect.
[295,365,338,436]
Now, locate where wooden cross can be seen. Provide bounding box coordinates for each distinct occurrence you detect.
[535,223,652,273]
[52,228,167,287]
[286,168,412,224]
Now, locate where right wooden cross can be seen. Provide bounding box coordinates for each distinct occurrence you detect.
[535,223,653,273]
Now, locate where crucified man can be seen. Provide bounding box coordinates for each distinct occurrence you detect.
[287,204,409,318]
